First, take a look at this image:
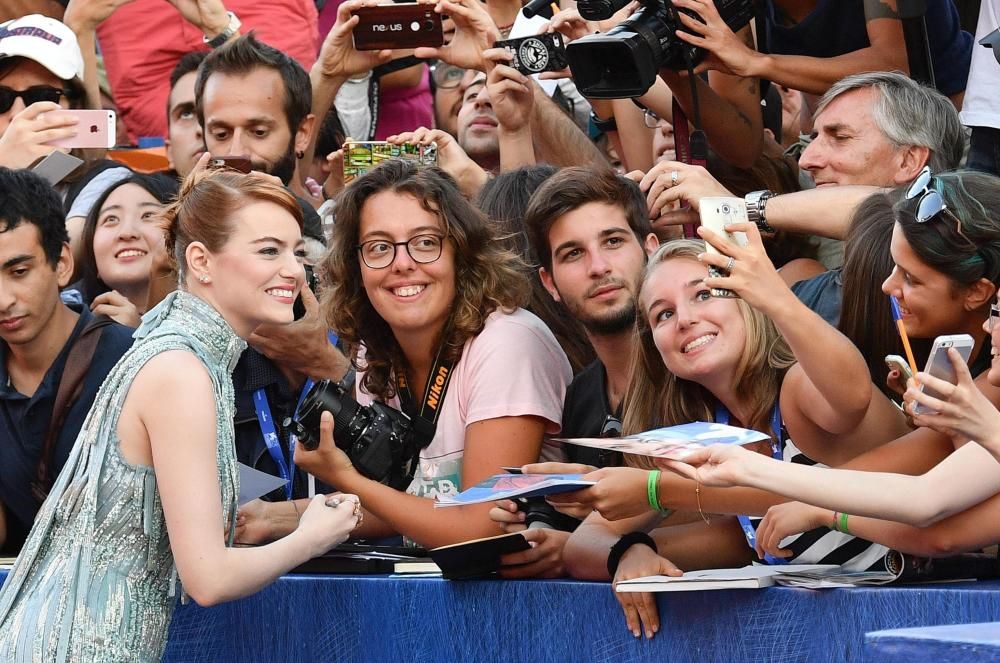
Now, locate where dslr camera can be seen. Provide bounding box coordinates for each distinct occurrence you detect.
[286,380,427,489]
[566,0,754,98]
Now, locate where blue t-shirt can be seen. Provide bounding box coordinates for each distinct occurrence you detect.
[762,0,973,96]
[0,304,134,551]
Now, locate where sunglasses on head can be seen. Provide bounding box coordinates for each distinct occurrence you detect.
[904,166,971,244]
[0,86,70,114]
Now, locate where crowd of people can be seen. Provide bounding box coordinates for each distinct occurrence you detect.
[0,0,998,658]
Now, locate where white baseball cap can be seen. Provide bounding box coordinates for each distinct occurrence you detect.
[0,14,85,83]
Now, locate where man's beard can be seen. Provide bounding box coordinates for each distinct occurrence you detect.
[252,136,297,185]
[563,296,638,336]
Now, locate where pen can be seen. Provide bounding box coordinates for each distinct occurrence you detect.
[889,295,920,386]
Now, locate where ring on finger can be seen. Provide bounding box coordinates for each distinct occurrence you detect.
[670,170,679,187]
[325,496,343,508]
[725,256,735,272]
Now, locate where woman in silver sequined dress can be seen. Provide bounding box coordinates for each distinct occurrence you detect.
[0,168,360,662]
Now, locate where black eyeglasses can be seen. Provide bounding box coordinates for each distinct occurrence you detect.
[990,303,1000,333]
[0,86,70,114]
[431,62,466,90]
[905,166,971,244]
[357,234,445,270]
[643,109,664,129]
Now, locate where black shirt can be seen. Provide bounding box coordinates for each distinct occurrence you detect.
[560,360,623,468]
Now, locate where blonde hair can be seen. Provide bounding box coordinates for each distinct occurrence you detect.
[621,240,795,465]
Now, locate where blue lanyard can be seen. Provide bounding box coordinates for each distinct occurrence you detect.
[252,332,337,499]
[714,402,787,565]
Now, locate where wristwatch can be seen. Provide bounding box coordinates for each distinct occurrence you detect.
[590,111,617,134]
[744,189,776,234]
[204,11,241,49]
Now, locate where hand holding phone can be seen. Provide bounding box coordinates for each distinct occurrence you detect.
[698,197,749,298]
[884,354,914,384]
[208,155,253,173]
[352,4,444,51]
[43,110,116,149]
[911,334,975,415]
[343,140,438,183]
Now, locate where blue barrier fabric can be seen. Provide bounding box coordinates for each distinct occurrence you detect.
[4,570,1000,662]
[866,622,1000,662]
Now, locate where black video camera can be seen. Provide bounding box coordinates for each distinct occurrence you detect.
[286,380,427,489]
[566,0,754,98]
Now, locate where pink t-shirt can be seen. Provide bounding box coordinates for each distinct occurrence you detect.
[356,309,572,499]
[97,0,319,143]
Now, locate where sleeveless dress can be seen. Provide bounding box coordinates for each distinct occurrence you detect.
[0,291,245,662]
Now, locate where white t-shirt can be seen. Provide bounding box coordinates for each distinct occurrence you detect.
[960,1,1000,130]
[356,308,572,499]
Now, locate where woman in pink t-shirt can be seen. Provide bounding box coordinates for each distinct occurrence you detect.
[288,160,571,549]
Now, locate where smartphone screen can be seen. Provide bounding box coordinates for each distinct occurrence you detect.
[343,141,438,183]
[44,110,116,149]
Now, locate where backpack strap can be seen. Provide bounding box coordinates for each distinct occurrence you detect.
[30,316,115,505]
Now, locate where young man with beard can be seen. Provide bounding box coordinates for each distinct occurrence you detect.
[488,167,657,578]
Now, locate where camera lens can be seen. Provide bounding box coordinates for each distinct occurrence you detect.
[424,20,436,32]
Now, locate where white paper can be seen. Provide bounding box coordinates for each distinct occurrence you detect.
[237,462,289,506]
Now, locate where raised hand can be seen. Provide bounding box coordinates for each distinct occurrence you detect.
[314,0,392,81]
[670,0,761,77]
[0,103,78,170]
[905,347,1000,456]
[414,0,499,72]
[697,220,789,314]
[386,127,487,196]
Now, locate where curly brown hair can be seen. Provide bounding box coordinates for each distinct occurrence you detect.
[322,161,531,401]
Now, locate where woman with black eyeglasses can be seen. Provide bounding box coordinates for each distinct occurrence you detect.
[670,168,1000,563]
[243,160,572,549]
[0,15,88,171]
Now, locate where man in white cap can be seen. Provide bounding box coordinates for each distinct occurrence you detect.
[0,13,86,169]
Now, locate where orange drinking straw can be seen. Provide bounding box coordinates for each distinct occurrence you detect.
[889,295,920,385]
[551,3,560,15]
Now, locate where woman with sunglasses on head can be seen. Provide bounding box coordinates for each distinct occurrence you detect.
[0,170,360,662]
[258,160,572,550]
[668,169,1000,564]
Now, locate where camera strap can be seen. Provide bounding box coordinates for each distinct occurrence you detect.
[395,346,455,450]
[253,331,339,499]
[714,402,786,565]
[672,51,707,239]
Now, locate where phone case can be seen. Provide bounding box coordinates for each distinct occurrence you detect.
[698,197,749,298]
[45,110,115,149]
[495,33,568,75]
[883,354,914,381]
[342,141,438,183]
[352,5,444,51]
[31,150,84,185]
[913,334,975,414]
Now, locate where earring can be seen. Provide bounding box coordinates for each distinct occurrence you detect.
[295,150,304,159]
[198,274,210,284]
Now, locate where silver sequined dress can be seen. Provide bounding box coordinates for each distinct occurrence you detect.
[0,291,245,662]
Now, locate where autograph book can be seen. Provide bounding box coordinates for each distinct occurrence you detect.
[556,421,770,459]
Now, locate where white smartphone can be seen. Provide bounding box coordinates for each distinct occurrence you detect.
[44,109,116,149]
[31,150,84,185]
[912,333,975,414]
[884,354,914,383]
[698,197,749,298]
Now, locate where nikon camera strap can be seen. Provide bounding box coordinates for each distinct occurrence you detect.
[395,347,455,450]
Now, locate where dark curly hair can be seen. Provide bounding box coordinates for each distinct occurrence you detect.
[322,160,531,401]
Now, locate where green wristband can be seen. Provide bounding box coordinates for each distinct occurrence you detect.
[646,470,671,516]
[838,511,850,535]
